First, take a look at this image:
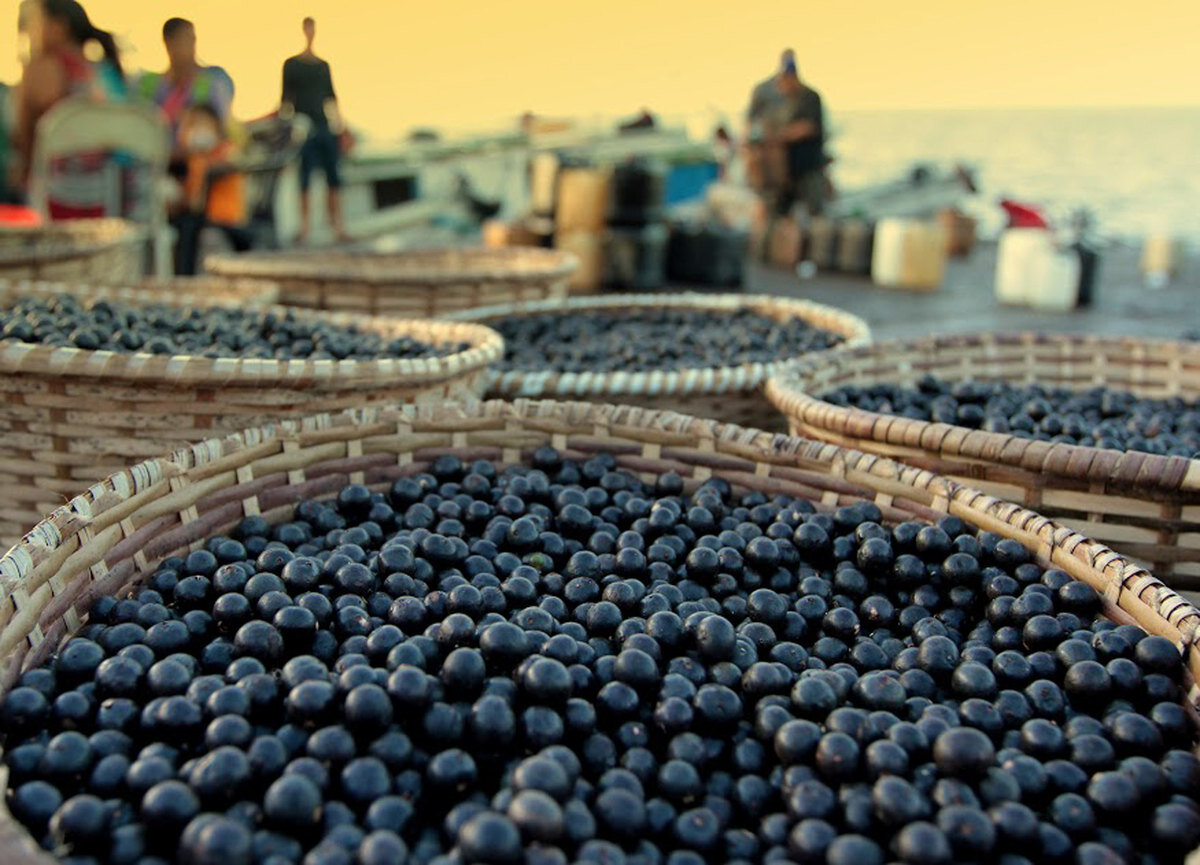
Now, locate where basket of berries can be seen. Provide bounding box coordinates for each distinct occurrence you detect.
[0,280,502,547]
[449,293,871,431]
[0,399,1197,865]
[0,220,146,283]
[767,332,1200,586]
[204,247,580,318]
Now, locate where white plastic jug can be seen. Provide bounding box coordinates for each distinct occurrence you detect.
[1028,249,1081,311]
[871,219,948,291]
[995,228,1053,305]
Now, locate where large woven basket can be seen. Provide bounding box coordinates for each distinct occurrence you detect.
[0,281,503,548]
[767,332,1200,587]
[447,293,871,431]
[0,400,1197,862]
[0,220,145,283]
[0,275,281,309]
[204,246,580,317]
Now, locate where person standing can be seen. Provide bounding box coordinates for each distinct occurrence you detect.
[281,16,348,244]
[744,48,794,193]
[136,18,233,172]
[747,49,794,128]
[765,58,828,217]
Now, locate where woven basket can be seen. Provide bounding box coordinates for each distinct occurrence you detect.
[447,293,871,431]
[0,220,145,283]
[0,275,281,309]
[766,332,1200,587]
[204,246,580,318]
[0,281,503,548]
[0,399,1198,863]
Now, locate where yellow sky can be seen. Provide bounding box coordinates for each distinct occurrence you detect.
[6,0,1199,140]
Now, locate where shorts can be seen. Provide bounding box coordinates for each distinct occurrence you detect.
[299,130,342,192]
[767,170,827,218]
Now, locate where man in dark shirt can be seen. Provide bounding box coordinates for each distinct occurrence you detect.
[747,49,793,129]
[766,59,828,217]
[281,16,348,243]
[744,49,793,192]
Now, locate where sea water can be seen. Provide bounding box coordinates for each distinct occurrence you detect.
[828,106,1200,243]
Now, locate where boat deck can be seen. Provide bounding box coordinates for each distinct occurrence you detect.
[741,241,1198,341]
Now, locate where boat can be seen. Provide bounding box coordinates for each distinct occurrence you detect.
[254,117,717,247]
[826,163,978,221]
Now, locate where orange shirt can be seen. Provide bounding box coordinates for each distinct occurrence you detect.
[185,141,245,226]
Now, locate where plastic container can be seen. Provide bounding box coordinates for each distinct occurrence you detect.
[555,167,611,235]
[1142,235,1182,286]
[870,218,947,291]
[1074,242,1100,307]
[938,208,977,257]
[556,230,605,292]
[530,152,559,217]
[807,217,839,270]
[995,228,1053,305]
[663,160,720,206]
[768,217,803,270]
[1000,199,1051,229]
[666,222,748,287]
[605,223,668,291]
[836,220,873,274]
[609,159,667,226]
[1027,248,1081,311]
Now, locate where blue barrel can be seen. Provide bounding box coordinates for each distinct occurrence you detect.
[664,161,720,206]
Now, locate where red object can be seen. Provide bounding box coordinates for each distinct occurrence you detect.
[0,205,42,227]
[1000,198,1050,229]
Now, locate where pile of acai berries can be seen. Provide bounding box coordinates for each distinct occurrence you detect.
[0,295,468,361]
[822,374,1200,458]
[491,309,844,374]
[2,449,1198,865]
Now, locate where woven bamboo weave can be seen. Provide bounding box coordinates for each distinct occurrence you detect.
[766,332,1200,586]
[0,275,280,309]
[447,293,871,431]
[0,281,503,548]
[204,246,580,317]
[0,220,145,283]
[0,399,1197,862]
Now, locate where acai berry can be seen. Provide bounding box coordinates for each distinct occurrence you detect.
[3,449,1197,864]
[0,294,468,361]
[492,307,844,374]
[822,374,1200,458]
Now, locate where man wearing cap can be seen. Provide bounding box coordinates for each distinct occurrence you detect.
[765,58,828,217]
[745,49,795,194]
[748,49,794,128]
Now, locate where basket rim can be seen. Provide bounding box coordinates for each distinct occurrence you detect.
[765,330,1200,494]
[0,280,505,386]
[0,219,147,267]
[444,292,872,399]
[204,245,580,285]
[3,398,1196,652]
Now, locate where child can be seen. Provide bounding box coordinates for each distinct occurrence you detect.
[174,102,245,273]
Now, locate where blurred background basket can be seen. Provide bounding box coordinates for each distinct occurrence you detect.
[767,332,1200,588]
[0,398,1195,711]
[448,293,871,431]
[0,279,502,548]
[204,246,580,317]
[0,220,146,283]
[0,275,281,309]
